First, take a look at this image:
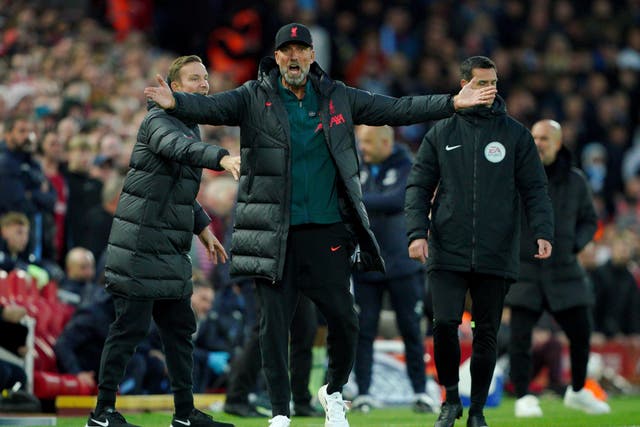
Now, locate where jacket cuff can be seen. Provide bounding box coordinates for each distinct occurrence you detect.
[213,148,231,171]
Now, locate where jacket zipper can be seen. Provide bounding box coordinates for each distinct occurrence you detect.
[471,119,477,269]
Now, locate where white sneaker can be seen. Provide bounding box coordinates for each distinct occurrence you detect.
[318,384,349,427]
[268,415,291,427]
[563,386,611,414]
[352,394,380,413]
[413,393,437,413]
[515,394,543,417]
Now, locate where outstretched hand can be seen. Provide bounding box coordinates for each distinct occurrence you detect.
[144,74,177,109]
[452,76,497,110]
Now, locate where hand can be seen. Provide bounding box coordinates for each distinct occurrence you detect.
[408,238,429,264]
[534,239,552,259]
[220,155,241,180]
[198,227,228,264]
[207,351,230,375]
[2,305,27,323]
[452,76,497,110]
[143,74,177,109]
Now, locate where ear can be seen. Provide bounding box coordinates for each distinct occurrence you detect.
[311,49,316,62]
[170,81,180,92]
[460,79,468,89]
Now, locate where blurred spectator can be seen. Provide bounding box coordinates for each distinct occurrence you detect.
[57,247,100,307]
[193,176,238,284]
[0,303,28,390]
[53,291,163,395]
[63,135,102,253]
[77,172,124,262]
[0,212,32,273]
[38,130,68,265]
[0,115,56,262]
[589,228,640,339]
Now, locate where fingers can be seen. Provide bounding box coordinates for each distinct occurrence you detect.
[156,74,168,87]
[464,76,477,86]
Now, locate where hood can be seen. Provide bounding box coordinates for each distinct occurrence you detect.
[458,94,507,119]
[257,56,334,95]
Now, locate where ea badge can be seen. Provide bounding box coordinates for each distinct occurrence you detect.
[484,141,506,163]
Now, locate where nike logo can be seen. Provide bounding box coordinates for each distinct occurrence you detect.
[445,145,462,151]
[173,419,191,426]
[91,419,109,427]
[330,245,341,252]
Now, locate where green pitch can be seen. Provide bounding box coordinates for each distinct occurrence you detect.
[54,395,640,427]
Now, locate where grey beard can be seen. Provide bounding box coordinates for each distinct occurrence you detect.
[282,70,307,87]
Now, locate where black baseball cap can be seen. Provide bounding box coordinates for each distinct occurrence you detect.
[275,23,313,50]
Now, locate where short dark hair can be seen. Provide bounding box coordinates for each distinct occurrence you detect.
[3,114,31,134]
[167,55,203,86]
[460,56,497,81]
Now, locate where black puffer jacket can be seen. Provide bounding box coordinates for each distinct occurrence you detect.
[170,57,456,282]
[405,96,554,280]
[506,147,597,311]
[104,106,229,299]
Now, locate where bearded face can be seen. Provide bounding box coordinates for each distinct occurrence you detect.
[275,43,315,88]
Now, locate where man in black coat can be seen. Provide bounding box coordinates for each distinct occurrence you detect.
[86,56,239,427]
[145,23,496,427]
[506,120,610,417]
[405,56,554,427]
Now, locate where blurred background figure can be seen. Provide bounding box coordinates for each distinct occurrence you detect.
[352,125,434,414]
[507,120,609,417]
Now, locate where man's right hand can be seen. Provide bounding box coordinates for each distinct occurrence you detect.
[144,75,176,109]
[220,155,241,181]
[408,238,429,264]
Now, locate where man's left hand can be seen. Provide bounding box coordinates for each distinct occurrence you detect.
[198,227,228,264]
[534,239,552,259]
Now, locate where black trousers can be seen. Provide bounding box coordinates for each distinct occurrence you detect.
[509,304,591,397]
[429,269,509,411]
[225,291,318,407]
[97,295,196,417]
[256,223,357,417]
[353,271,425,395]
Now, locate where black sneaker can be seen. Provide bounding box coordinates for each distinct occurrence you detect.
[467,414,489,427]
[223,402,267,417]
[85,408,140,427]
[293,403,323,417]
[171,408,235,427]
[434,401,463,427]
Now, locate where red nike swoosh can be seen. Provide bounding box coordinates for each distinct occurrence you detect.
[331,245,341,252]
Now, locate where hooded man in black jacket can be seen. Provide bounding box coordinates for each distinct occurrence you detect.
[506,120,610,418]
[405,56,554,427]
[86,56,239,427]
[144,24,496,427]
